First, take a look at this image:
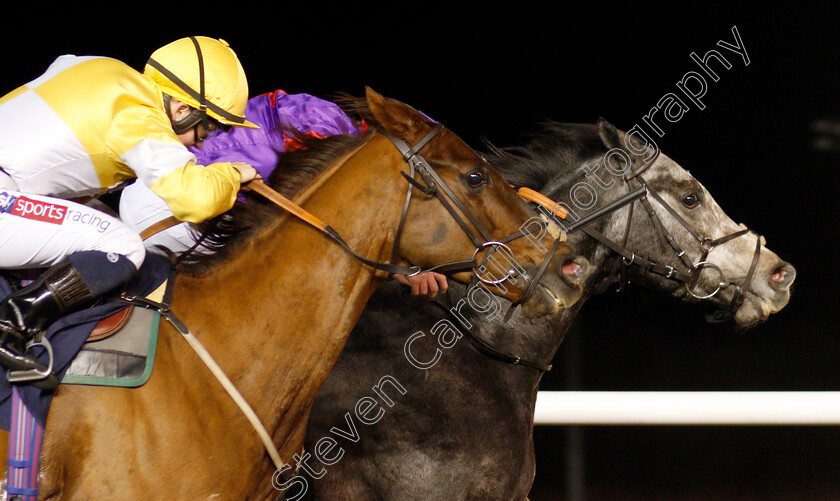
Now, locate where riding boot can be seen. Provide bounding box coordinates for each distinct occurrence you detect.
[0,260,94,374]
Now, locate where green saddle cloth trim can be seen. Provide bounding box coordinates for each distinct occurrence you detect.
[61,308,160,388]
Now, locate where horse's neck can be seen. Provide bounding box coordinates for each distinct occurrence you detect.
[170,138,406,457]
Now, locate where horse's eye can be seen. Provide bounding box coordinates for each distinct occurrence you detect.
[683,193,700,209]
[467,171,485,188]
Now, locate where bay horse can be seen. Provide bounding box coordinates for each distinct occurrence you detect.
[303,119,796,500]
[0,89,588,499]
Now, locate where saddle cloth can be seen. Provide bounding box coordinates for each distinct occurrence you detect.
[61,283,164,387]
[0,254,171,429]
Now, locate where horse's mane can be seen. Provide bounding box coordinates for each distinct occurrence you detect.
[330,93,381,127]
[177,120,371,275]
[485,121,609,191]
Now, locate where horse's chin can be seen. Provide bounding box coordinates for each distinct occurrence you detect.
[521,282,582,318]
[704,288,792,330]
[732,291,792,329]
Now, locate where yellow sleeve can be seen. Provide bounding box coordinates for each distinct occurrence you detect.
[109,99,198,183]
[148,161,242,223]
[108,98,242,222]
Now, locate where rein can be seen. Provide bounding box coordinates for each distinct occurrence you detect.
[252,123,572,375]
[143,124,570,296]
[239,123,565,297]
[433,287,554,372]
[121,121,573,472]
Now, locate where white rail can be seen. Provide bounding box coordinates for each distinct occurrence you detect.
[534,391,840,425]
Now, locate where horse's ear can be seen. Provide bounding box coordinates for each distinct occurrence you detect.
[596,117,622,150]
[365,86,418,139]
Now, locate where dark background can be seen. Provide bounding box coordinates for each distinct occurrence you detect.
[6,5,839,500]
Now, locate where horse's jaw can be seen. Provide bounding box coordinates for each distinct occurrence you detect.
[725,283,794,329]
[734,298,784,329]
[520,283,565,318]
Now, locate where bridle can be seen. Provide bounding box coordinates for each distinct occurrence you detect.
[111,121,571,477]
[376,122,566,302]
[570,148,764,316]
[379,122,582,373]
[375,142,763,375]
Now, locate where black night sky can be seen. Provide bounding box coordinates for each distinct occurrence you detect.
[7,5,840,499]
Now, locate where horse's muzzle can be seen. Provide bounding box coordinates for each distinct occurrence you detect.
[520,250,589,318]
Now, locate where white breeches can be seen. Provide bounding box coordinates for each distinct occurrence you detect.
[0,188,145,270]
[119,180,206,256]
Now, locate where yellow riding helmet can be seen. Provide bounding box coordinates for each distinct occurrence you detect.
[144,36,258,129]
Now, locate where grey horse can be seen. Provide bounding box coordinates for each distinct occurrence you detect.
[298,119,795,500]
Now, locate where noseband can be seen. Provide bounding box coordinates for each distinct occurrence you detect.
[568,149,763,316]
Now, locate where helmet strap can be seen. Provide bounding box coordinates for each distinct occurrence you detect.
[190,36,210,135]
[163,94,206,135]
[159,36,209,136]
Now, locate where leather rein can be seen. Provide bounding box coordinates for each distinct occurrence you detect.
[145,123,559,285]
[119,123,577,475]
[254,123,575,376]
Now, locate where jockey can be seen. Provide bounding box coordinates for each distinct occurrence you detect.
[0,36,260,380]
[119,89,358,255]
[119,90,449,297]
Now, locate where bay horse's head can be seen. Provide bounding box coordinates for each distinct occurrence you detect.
[359,88,589,317]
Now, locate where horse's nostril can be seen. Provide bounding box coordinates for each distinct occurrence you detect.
[768,263,796,289]
[562,259,581,277]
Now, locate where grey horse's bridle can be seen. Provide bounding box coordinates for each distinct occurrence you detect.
[569,149,764,316]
